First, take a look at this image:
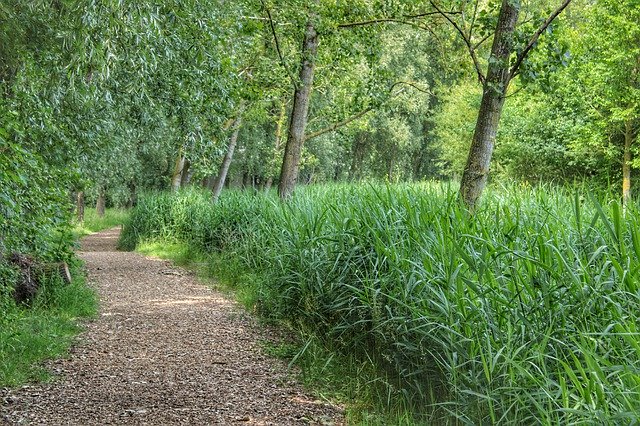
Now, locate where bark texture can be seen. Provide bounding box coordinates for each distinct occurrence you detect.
[459,0,520,210]
[278,9,319,200]
[212,116,243,202]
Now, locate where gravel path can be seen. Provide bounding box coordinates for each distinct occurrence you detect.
[1,228,344,425]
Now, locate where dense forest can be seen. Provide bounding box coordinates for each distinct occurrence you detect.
[1,0,639,424]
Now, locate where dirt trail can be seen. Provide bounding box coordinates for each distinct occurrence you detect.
[1,228,344,425]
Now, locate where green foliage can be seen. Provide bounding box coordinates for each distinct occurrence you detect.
[122,185,640,423]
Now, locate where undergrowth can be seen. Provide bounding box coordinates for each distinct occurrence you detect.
[121,184,640,424]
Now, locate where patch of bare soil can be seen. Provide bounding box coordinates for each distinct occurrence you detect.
[1,228,344,425]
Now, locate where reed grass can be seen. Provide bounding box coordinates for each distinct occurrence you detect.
[121,183,640,424]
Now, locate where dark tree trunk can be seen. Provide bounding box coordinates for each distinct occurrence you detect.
[459,0,520,210]
[127,182,137,208]
[96,187,106,218]
[76,191,85,222]
[212,116,242,202]
[278,7,319,200]
[349,133,366,181]
[180,159,192,187]
[623,119,633,208]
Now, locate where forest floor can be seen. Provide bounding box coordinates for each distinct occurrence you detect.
[0,228,344,425]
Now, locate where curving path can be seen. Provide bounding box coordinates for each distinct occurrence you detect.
[1,228,344,425]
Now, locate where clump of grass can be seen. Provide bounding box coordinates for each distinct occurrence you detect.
[73,208,129,238]
[121,184,640,424]
[0,270,97,386]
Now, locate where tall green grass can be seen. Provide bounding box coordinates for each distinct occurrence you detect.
[121,184,640,424]
[73,208,129,238]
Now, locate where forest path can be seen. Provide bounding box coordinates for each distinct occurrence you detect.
[1,228,343,425]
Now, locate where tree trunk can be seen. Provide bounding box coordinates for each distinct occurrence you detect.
[180,159,192,187]
[127,182,137,208]
[459,0,520,210]
[76,191,85,222]
[242,171,251,188]
[349,133,366,181]
[264,177,273,192]
[171,154,185,192]
[212,116,243,202]
[623,119,633,208]
[278,7,319,200]
[96,187,106,218]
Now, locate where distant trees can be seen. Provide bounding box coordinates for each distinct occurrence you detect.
[2,0,637,229]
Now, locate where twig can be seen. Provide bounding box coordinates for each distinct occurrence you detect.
[429,0,486,84]
[509,0,573,80]
[262,1,298,89]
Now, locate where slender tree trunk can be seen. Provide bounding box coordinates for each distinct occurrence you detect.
[76,191,85,222]
[459,0,520,210]
[278,7,319,200]
[623,119,633,208]
[349,133,366,181]
[171,153,185,192]
[127,182,137,208]
[268,102,287,186]
[180,159,192,187]
[212,116,243,202]
[96,187,106,218]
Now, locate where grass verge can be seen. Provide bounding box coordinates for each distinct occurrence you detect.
[0,271,98,386]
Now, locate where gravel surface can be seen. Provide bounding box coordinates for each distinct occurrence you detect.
[1,228,344,425]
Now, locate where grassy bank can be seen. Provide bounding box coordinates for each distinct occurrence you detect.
[120,184,640,424]
[0,208,127,387]
[0,268,97,386]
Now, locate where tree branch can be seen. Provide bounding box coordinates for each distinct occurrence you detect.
[262,1,298,89]
[429,1,486,84]
[304,107,373,142]
[304,81,429,142]
[337,10,459,29]
[508,0,572,81]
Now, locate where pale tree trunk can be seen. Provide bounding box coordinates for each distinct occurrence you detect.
[278,6,319,200]
[623,119,633,208]
[76,191,85,222]
[459,0,519,210]
[96,187,106,218]
[171,153,185,192]
[212,116,243,202]
[267,102,286,191]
